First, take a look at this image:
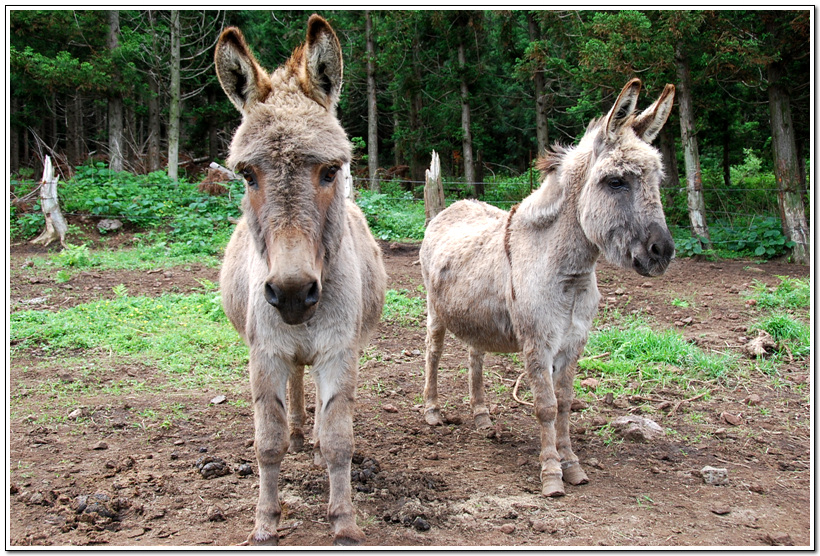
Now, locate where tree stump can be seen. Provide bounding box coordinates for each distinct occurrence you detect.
[424,150,445,226]
[31,155,67,248]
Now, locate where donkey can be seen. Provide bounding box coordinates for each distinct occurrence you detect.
[420,79,675,498]
[216,15,386,545]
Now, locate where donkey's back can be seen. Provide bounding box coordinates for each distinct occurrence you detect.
[420,200,518,354]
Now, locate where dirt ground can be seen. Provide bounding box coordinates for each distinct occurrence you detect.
[7,239,812,547]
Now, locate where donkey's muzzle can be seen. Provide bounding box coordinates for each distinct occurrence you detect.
[633,222,675,277]
[265,279,321,325]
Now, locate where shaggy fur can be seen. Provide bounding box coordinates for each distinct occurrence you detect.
[216,15,386,546]
[420,79,675,497]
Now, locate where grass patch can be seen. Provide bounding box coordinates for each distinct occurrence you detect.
[381,289,426,327]
[746,276,809,311]
[10,291,247,390]
[579,316,736,395]
[749,312,810,359]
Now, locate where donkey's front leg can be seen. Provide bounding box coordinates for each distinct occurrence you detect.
[287,365,307,453]
[313,352,365,545]
[247,351,292,545]
[524,345,564,497]
[553,351,589,486]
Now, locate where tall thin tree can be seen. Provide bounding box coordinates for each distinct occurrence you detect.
[365,11,380,191]
[107,10,124,172]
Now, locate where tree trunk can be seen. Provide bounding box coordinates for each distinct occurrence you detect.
[168,9,181,182]
[365,11,380,192]
[767,60,809,265]
[31,155,67,248]
[66,93,84,166]
[658,124,679,210]
[107,10,124,172]
[458,40,478,197]
[722,124,731,189]
[527,12,549,156]
[147,71,161,172]
[11,96,20,174]
[208,87,219,162]
[675,41,711,249]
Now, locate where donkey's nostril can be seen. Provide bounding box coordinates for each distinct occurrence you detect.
[264,282,283,307]
[649,243,661,257]
[304,281,320,307]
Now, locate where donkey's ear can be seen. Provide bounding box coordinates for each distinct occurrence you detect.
[215,27,272,114]
[605,78,642,140]
[632,84,675,143]
[296,14,343,111]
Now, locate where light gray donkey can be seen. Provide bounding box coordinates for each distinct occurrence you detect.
[216,15,386,545]
[420,79,675,498]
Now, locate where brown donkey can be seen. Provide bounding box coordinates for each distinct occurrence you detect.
[421,79,675,498]
[216,15,386,545]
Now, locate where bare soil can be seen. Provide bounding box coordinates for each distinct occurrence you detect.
[8,239,812,547]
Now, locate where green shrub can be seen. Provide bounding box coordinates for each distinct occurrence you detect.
[749,313,810,358]
[356,190,426,241]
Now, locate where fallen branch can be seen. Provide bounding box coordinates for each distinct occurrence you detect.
[668,391,708,416]
[512,372,534,406]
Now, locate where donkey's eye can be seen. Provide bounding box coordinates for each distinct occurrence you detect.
[320,165,339,186]
[607,177,628,191]
[240,168,258,190]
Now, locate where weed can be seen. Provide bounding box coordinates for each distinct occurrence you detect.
[55,270,72,283]
[112,284,128,298]
[746,276,809,311]
[381,289,426,327]
[671,298,690,308]
[749,313,809,358]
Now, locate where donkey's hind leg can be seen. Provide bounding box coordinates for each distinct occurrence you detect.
[554,351,589,486]
[287,365,308,453]
[423,304,447,426]
[468,347,493,429]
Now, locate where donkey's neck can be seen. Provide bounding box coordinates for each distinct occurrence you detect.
[515,182,600,276]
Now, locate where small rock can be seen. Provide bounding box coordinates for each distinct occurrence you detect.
[748,483,765,494]
[10,483,19,495]
[412,516,430,532]
[711,505,731,515]
[744,330,775,358]
[579,378,599,390]
[173,439,185,446]
[641,281,653,288]
[570,399,588,411]
[97,219,123,232]
[92,441,109,451]
[701,465,729,486]
[411,349,421,356]
[210,395,227,405]
[444,415,463,426]
[383,404,399,414]
[530,519,554,533]
[586,458,603,470]
[499,523,516,534]
[721,412,743,426]
[206,505,226,522]
[244,439,254,448]
[611,415,664,442]
[516,457,528,467]
[237,463,253,477]
[743,394,762,406]
[764,532,794,546]
[68,408,86,420]
[199,446,208,453]
[591,416,607,427]
[424,452,439,461]
[28,492,45,506]
[170,451,179,460]
[614,288,625,295]
[603,393,614,406]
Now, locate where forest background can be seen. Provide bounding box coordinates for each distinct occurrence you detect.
[7,9,812,264]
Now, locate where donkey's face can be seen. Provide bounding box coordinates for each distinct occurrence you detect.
[576,79,676,277]
[216,15,351,325]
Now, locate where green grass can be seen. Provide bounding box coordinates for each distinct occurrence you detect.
[579,316,736,393]
[749,312,810,358]
[381,289,426,327]
[10,291,247,390]
[746,276,810,311]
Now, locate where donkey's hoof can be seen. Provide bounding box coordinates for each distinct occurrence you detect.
[474,412,493,430]
[332,525,366,546]
[247,529,279,546]
[288,432,305,453]
[424,408,444,426]
[562,462,589,486]
[541,475,566,497]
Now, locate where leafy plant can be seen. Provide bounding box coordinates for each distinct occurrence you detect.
[749,313,810,358]
[58,243,91,267]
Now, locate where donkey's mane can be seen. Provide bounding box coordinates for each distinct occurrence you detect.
[535,143,570,179]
